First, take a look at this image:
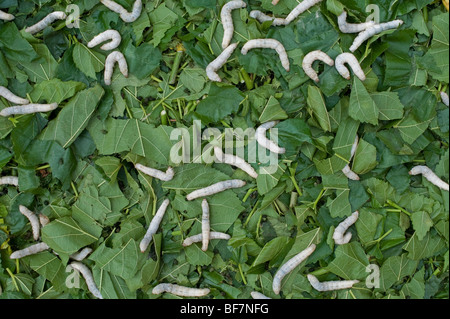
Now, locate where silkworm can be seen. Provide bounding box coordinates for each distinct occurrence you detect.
[186,180,246,201]
[221,0,247,49]
[182,232,231,247]
[0,103,58,117]
[104,51,128,86]
[100,0,142,23]
[0,86,29,105]
[272,0,281,5]
[87,30,122,51]
[335,53,366,81]
[349,20,404,52]
[70,261,103,299]
[342,135,360,181]
[337,11,376,33]
[39,214,50,227]
[70,247,93,261]
[201,199,210,252]
[152,283,210,297]
[139,199,170,252]
[0,176,19,187]
[249,10,288,26]
[409,166,449,191]
[333,211,359,245]
[251,291,272,299]
[0,10,14,21]
[285,0,323,24]
[19,205,40,241]
[10,242,50,259]
[214,147,259,179]
[441,92,449,107]
[255,121,286,154]
[272,244,316,295]
[206,43,238,82]
[25,11,67,34]
[302,50,334,83]
[241,39,290,72]
[307,274,359,291]
[135,163,174,182]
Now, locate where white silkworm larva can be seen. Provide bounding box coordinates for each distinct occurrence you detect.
[221,0,247,49]
[186,180,246,201]
[135,163,174,182]
[100,0,142,23]
[302,50,335,83]
[0,9,15,21]
[201,199,210,252]
[409,166,449,191]
[0,176,19,187]
[0,103,58,117]
[214,147,259,179]
[206,43,238,82]
[335,53,366,81]
[25,11,67,34]
[0,86,29,105]
[19,205,40,241]
[139,199,170,252]
[10,242,50,259]
[337,11,376,33]
[349,20,404,52]
[87,30,122,51]
[333,211,359,245]
[152,283,210,297]
[70,247,93,261]
[249,10,288,26]
[272,244,316,295]
[307,274,359,291]
[342,135,360,181]
[241,39,290,72]
[255,121,286,154]
[182,232,231,247]
[70,262,103,299]
[251,291,272,299]
[104,51,129,86]
[39,214,50,227]
[285,0,323,24]
[441,92,449,107]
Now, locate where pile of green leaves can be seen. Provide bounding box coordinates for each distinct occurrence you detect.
[0,0,448,299]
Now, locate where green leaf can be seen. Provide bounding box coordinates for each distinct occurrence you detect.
[403,231,446,260]
[379,254,418,291]
[349,78,379,125]
[307,86,332,132]
[371,91,404,121]
[259,96,288,123]
[326,242,370,280]
[410,211,434,241]
[352,139,378,175]
[30,79,86,104]
[72,43,105,80]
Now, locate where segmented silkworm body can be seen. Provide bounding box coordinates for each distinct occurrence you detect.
[337,11,376,33]
[251,291,272,299]
[441,92,449,107]
[70,262,103,299]
[272,0,281,5]
[152,283,210,297]
[272,244,316,295]
[19,205,40,241]
[104,51,129,86]
[0,103,58,117]
[100,0,142,23]
[135,163,174,182]
[342,135,360,181]
[70,247,93,261]
[25,11,67,34]
[186,180,246,201]
[140,199,170,252]
[335,53,366,81]
[206,43,238,82]
[249,10,288,26]
[10,242,50,259]
[214,147,259,179]
[0,86,29,105]
[255,121,286,154]
[201,199,210,252]
[0,176,19,187]
[409,166,449,191]
[333,211,359,245]
[302,50,334,82]
[221,1,247,49]
[349,20,404,52]
[87,30,122,51]
[0,10,14,21]
[285,0,323,24]
[241,39,290,72]
[39,214,50,227]
[307,274,359,291]
[182,232,231,247]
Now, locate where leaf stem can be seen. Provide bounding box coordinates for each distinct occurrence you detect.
[386,200,412,217]
[238,263,247,285]
[169,44,185,85]
[244,200,260,227]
